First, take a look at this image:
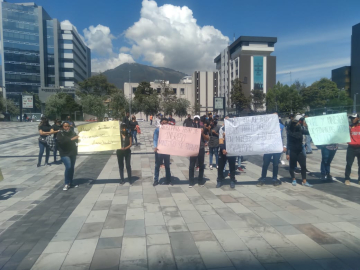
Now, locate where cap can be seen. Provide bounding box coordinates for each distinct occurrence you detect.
[294,114,303,121]
[349,113,359,118]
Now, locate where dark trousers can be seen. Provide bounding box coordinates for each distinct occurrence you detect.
[189,148,205,183]
[345,145,360,180]
[217,151,236,182]
[150,120,152,125]
[116,149,132,181]
[61,155,76,185]
[38,141,50,165]
[289,150,306,179]
[261,153,282,179]
[321,147,337,175]
[53,140,58,162]
[154,153,171,182]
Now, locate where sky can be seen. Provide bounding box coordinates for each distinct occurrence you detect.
[11,0,360,86]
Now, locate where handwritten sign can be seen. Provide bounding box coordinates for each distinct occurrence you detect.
[157,125,201,157]
[306,113,350,145]
[225,114,283,156]
[78,121,121,152]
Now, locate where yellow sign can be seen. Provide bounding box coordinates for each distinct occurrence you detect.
[78,121,121,152]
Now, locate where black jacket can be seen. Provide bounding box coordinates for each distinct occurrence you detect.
[183,118,193,127]
[286,125,309,154]
[57,130,78,157]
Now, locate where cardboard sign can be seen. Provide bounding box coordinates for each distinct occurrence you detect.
[157,125,201,157]
[22,95,33,109]
[225,114,283,156]
[306,113,350,145]
[78,121,121,152]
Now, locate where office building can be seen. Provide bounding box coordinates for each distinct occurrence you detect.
[214,36,277,112]
[331,66,351,91]
[351,23,360,103]
[193,71,219,115]
[0,1,91,103]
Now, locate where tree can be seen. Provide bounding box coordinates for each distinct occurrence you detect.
[142,94,161,117]
[293,80,307,91]
[192,102,201,115]
[300,78,338,109]
[134,82,154,104]
[45,93,81,119]
[80,95,106,121]
[266,82,303,114]
[230,78,250,113]
[251,89,266,112]
[78,74,117,96]
[174,98,190,120]
[4,99,20,116]
[327,90,353,107]
[158,80,177,116]
[0,96,4,112]
[110,91,128,119]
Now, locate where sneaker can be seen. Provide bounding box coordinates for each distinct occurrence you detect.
[238,167,244,172]
[189,181,194,188]
[45,163,51,166]
[294,170,300,175]
[63,185,69,191]
[256,181,264,187]
[345,180,350,186]
[216,165,218,169]
[273,179,281,186]
[302,182,313,187]
[120,180,125,185]
[230,181,235,189]
[196,167,199,172]
[326,174,334,181]
[292,180,297,186]
[37,163,41,167]
[69,184,78,188]
[209,165,213,170]
[199,179,205,187]
[216,181,222,188]
[321,174,326,180]
[306,169,311,174]
[153,181,159,187]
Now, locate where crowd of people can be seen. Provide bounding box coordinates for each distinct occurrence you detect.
[37,111,360,191]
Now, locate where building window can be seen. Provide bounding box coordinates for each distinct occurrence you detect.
[157,88,161,93]
[173,88,177,94]
[180,88,185,95]
[132,87,136,93]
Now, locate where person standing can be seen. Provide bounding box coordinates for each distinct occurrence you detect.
[129,116,139,146]
[217,124,237,188]
[168,114,176,125]
[286,115,312,187]
[257,115,287,187]
[345,114,360,185]
[183,114,193,127]
[150,115,153,125]
[116,123,132,185]
[320,144,338,181]
[155,113,162,128]
[153,118,171,186]
[208,119,220,170]
[57,122,78,191]
[122,112,130,130]
[65,116,76,131]
[189,121,210,187]
[37,117,53,167]
[50,119,62,163]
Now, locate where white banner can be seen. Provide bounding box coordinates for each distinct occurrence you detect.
[22,95,33,109]
[225,114,283,156]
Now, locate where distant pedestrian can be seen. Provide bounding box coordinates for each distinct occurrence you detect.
[50,119,62,163]
[153,118,171,186]
[208,119,220,170]
[130,116,139,146]
[65,116,76,131]
[57,122,78,191]
[345,113,360,185]
[183,114,193,127]
[122,112,130,130]
[116,123,132,185]
[286,115,311,187]
[155,113,162,128]
[150,115,153,125]
[37,117,53,167]
[168,114,175,125]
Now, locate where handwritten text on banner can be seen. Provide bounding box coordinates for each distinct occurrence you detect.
[225,114,283,156]
[78,121,121,152]
[157,125,201,157]
[306,113,350,145]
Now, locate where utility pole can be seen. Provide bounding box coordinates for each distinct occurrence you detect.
[129,70,132,116]
[284,71,292,85]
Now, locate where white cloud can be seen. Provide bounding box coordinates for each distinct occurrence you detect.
[124,0,229,73]
[92,51,135,72]
[83,24,115,56]
[120,46,131,53]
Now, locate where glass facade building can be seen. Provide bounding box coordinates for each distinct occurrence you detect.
[0,1,91,103]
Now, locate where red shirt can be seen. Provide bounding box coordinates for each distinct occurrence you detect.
[349,124,360,146]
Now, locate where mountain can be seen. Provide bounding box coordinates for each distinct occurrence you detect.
[101,63,188,89]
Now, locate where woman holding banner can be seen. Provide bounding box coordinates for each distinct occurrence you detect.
[286,115,312,187]
[117,123,132,185]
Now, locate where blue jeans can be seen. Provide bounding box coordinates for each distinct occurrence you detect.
[261,153,282,179]
[154,153,171,182]
[321,147,337,175]
[132,130,137,144]
[38,141,50,165]
[209,147,219,166]
[61,155,77,185]
[306,135,312,153]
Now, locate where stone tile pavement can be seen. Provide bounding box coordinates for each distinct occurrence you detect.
[1,121,360,269]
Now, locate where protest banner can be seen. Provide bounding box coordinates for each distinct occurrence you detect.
[78,121,121,152]
[157,125,201,157]
[225,114,283,156]
[306,113,350,145]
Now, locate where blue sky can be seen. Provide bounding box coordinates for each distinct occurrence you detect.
[11,0,360,86]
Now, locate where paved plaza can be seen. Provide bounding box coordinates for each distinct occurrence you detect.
[1,121,360,270]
